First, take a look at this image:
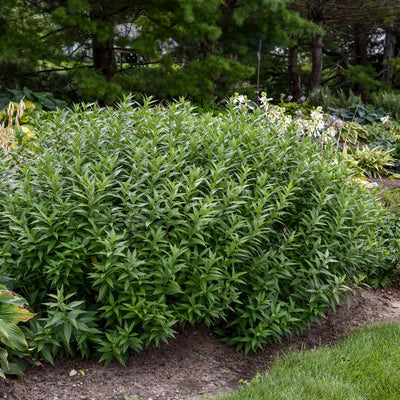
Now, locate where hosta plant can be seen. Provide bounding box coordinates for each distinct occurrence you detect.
[0,284,35,377]
[346,146,394,178]
[0,96,394,361]
[328,103,384,126]
[0,87,65,111]
[339,121,369,144]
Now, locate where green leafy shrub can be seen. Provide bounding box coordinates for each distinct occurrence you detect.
[114,55,253,104]
[72,69,125,106]
[0,97,393,360]
[378,188,400,214]
[25,287,101,364]
[373,189,400,286]
[0,284,35,377]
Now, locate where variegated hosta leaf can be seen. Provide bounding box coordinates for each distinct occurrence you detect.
[0,320,30,352]
[0,303,35,324]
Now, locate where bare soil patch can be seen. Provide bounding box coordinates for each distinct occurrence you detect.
[368,176,400,190]
[1,286,400,400]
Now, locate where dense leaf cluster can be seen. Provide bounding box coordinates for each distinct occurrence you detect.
[0,98,393,362]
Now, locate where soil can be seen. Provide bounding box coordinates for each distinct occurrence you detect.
[368,176,400,190]
[1,286,400,400]
[2,177,400,400]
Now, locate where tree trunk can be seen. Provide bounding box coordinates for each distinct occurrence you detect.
[92,36,117,80]
[90,1,117,81]
[308,21,323,93]
[353,24,368,101]
[288,43,302,102]
[354,24,368,67]
[383,21,395,86]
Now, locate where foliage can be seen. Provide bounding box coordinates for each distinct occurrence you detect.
[72,69,125,105]
[0,284,35,378]
[339,121,369,145]
[342,65,382,97]
[0,97,393,362]
[0,87,65,111]
[279,101,314,118]
[346,146,394,178]
[1,1,400,105]
[218,323,400,400]
[0,0,299,104]
[377,188,400,215]
[367,123,395,143]
[328,103,384,126]
[371,135,400,171]
[25,287,101,365]
[307,87,361,111]
[377,190,400,286]
[0,100,37,153]
[113,56,253,104]
[372,91,400,123]
[238,94,338,144]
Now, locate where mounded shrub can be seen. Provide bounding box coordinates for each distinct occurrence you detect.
[0,97,393,362]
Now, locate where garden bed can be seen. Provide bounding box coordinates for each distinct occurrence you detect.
[1,285,400,400]
[1,99,399,399]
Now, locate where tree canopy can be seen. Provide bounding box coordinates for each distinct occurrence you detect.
[1,0,400,104]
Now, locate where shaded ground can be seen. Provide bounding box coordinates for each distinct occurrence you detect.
[1,286,400,400]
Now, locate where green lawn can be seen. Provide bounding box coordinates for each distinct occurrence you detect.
[217,323,400,400]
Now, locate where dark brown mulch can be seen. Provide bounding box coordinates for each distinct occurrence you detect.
[1,286,400,400]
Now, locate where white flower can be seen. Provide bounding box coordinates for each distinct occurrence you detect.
[233,94,247,105]
[380,115,390,124]
[259,93,273,109]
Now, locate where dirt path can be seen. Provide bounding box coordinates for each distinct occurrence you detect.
[1,286,400,400]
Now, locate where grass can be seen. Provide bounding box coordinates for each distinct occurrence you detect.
[217,323,400,400]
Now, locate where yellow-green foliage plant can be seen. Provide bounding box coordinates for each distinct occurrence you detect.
[0,99,36,153]
[347,146,394,178]
[0,284,35,377]
[0,96,394,364]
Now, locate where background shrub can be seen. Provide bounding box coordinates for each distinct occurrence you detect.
[0,98,394,361]
[372,91,400,123]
